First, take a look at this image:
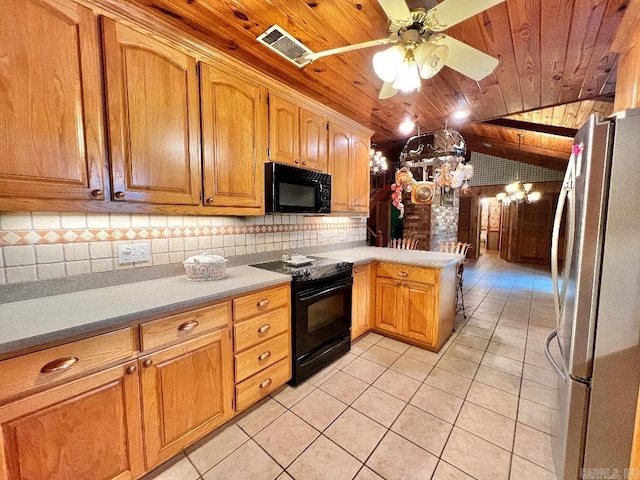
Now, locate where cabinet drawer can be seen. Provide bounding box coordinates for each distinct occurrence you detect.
[376,263,436,284]
[234,306,289,352]
[0,328,134,402]
[235,333,289,383]
[235,358,290,412]
[140,302,231,351]
[233,284,289,321]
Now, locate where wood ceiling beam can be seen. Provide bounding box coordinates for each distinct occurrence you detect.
[482,118,578,138]
[461,133,570,171]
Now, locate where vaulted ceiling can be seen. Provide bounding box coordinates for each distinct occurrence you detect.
[127,0,627,170]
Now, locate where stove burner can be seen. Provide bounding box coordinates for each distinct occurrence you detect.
[251,256,352,282]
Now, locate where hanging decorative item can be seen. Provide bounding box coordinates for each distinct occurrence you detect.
[495,176,541,207]
[390,167,415,218]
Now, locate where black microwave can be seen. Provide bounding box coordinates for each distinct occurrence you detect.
[265,162,331,214]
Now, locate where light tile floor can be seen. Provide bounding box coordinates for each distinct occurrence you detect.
[145,252,559,480]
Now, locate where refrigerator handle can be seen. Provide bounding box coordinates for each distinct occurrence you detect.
[551,156,576,321]
[545,329,566,381]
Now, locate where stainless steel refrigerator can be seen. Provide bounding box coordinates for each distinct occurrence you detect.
[546,108,640,479]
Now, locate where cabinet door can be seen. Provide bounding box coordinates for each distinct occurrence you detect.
[374,277,404,335]
[201,63,267,213]
[103,19,201,205]
[403,281,437,346]
[139,329,233,469]
[0,362,144,480]
[269,95,299,166]
[350,131,371,213]
[328,122,352,212]
[352,264,372,340]
[0,0,105,201]
[299,108,327,171]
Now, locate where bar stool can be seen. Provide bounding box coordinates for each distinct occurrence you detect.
[438,241,472,319]
[388,238,419,250]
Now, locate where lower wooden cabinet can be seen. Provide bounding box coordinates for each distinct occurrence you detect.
[373,262,456,351]
[138,329,233,469]
[352,264,372,340]
[0,361,144,480]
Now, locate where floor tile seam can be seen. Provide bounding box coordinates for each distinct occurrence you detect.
[512,421,557,473]
[283,432,362,478]
[452,413,516,454]
[431,459,481,480]
[252,428,319,473]
[269,385,317,410]
[462,396,520,423]
[367,341,410,356]
[316,371,374,403]
[432,359,480,380]
[387,402,453,459]
[517,392,556,409]
[511,453,556,476]
[193,436,254,478]
[234,405,290,439]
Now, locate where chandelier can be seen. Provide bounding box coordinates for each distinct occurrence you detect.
[496,180,541,207]
[369,148,388,175]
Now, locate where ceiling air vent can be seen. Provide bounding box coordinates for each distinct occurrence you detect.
[257,25,313,67]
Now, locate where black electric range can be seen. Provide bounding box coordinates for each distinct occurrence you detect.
[251,256,354,384]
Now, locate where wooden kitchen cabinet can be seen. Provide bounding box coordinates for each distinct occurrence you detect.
[0,361,144,480]
[352,264,372,340]
[328,121,371,214]
[102,18,201,205]
[200,62,267,214]
[0,0,106,202]
[138,328,233,469]
[269,94,328,171]
[373,262,456,351]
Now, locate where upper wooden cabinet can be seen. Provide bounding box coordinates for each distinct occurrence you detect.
[328,121,371,214]
[0,0,106,201]
[269,94,328,171]
[200,63,267,214]
[102,18,201,205]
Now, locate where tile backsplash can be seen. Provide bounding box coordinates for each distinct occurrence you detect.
[0,212,367,285]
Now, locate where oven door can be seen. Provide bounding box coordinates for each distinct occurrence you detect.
[294,276,352,356]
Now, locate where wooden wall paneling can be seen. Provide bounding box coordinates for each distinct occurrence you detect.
[559,0,608,104]
[102,18,201,205]
[506,0,541,112]
[200,62,267,213]
[539,0,574,106]
[0,0,106,202]
[578,0,629,100]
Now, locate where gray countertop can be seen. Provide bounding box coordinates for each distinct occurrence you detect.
[0,247,462,357]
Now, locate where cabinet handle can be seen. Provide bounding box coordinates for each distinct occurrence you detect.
[354,269,359,274]
[258,351,272,361]
[126,365,137,375]
[40,356,78,373]
[397,271,408,277]
[205,197,213,204]
[178,320,199,332]
[259,378,273,389]
[90,189,102,198]
[114,191,125,199]
[302,160,307,165]
[258,324,271,334]
[294,159,300,164]
[257,298,270,308]
[142,359,153,368]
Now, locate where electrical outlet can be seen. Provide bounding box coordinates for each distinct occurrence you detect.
[317,231,325,245]
[118,244,150,264]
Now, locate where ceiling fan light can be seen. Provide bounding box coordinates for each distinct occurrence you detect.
[392,60,421,92]
[415,43,449,79]
[524,183,533,193]
[528,191,541,202]
[373,44,405,82]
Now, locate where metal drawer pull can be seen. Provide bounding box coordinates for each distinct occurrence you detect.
[397,271,408,277]
[178,320,199,332]
[258,351,272,361]
[143,359,153,368]
[126,365,137,375]
[40,356,78,373]
[259,378,273,389]
[257,298,270,308]
[258,324,271,334]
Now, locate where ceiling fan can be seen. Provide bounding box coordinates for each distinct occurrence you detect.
[261,0,506,100]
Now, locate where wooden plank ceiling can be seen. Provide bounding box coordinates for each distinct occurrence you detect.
[128,0,627,170]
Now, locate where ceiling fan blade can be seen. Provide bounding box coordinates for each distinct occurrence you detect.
[377,0,412,21]
[428,0,506,31]
[436,35,499,81]
[300,38,396,64]
[379,82,399,99]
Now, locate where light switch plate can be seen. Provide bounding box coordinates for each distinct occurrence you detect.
[118,244,150,264]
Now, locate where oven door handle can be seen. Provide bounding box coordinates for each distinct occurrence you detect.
[298,280,352,302]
